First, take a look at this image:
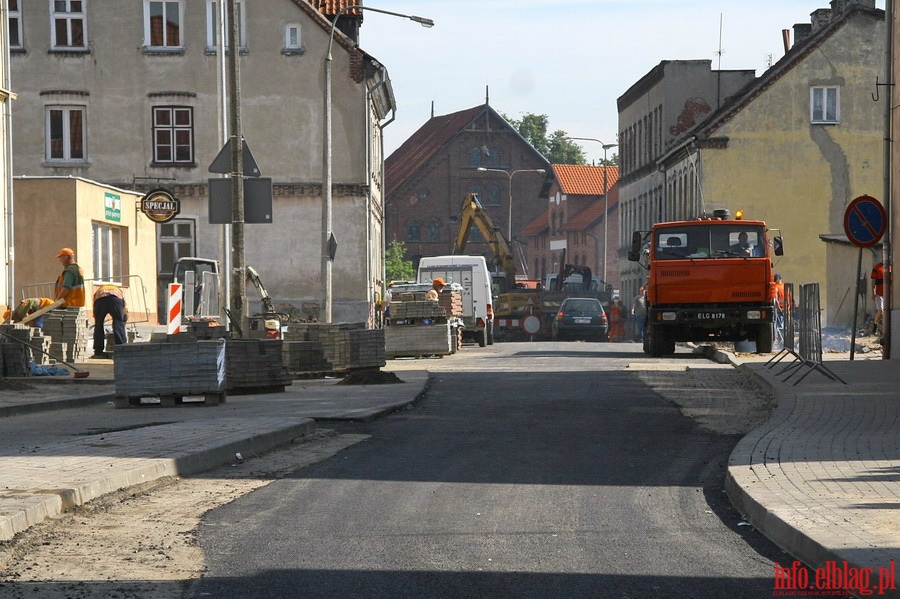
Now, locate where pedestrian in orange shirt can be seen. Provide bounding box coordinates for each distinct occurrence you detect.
[608,299,626,342]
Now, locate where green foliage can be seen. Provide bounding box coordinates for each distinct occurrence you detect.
[502,112,587,165]
[385,240,414,282]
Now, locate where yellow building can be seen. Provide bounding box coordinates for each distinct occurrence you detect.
[11,177,158,324]
[658,3,884,328]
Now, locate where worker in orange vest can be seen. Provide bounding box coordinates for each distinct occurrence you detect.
[608,299,626,342]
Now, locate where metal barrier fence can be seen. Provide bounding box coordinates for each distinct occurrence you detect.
[21,274,152,325]
[766,282,845,385]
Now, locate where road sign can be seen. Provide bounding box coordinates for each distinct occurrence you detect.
[209,138,261,177]
[843,195,886,248]
[522,314,541,335]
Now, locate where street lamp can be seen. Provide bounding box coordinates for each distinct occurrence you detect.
[323,6,433,323]
[475,167,546,241]
[566,137,617,284]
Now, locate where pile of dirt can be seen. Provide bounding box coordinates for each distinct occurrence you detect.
[337,369,404,385]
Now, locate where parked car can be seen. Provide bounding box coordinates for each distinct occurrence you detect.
[552,298,609,341]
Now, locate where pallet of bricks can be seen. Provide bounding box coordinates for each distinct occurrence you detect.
[282,323,385,377]
[113,337,293,407]
[42,308,91,364]
[385,289,459,358]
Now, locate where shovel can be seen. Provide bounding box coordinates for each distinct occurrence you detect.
[0,328,90,378]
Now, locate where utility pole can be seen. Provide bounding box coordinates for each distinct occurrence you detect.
[227,0,247,337]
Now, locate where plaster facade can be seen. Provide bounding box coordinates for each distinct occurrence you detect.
[661,6,884,329]
[9,0,389,324]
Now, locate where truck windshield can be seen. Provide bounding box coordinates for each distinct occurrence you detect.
[654,224,766,260]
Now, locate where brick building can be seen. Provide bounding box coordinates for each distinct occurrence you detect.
[385,103,550,276]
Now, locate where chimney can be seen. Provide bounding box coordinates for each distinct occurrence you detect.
[810,8,833,30]
[793,22,813,44]
[782,29,791,54]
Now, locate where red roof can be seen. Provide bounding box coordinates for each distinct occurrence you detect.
[519,210,549,237]
[561,185,619,232]
[309,0,360,15]
[552,164,619,195]
[385,105,487,197]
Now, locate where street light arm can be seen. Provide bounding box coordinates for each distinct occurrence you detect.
[327,6,434,60]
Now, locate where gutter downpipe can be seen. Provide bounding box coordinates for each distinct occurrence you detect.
[3,1,14,309]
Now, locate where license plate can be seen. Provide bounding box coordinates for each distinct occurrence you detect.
[574,317,591,324]
[697,312,726,320]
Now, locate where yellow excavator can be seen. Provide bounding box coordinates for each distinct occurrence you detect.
[452,193,541,340]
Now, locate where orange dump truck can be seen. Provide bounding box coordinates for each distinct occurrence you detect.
[627,209,783,357]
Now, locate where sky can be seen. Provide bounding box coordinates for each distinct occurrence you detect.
[358,0,886,165]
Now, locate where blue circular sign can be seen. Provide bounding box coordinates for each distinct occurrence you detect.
[843,195,886,248]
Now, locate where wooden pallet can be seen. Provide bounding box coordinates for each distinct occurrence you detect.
[113,391,226,408]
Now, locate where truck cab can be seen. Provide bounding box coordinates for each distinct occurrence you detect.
[629,211,783,356]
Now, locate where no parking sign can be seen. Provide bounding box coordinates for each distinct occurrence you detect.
[844,195,886,248]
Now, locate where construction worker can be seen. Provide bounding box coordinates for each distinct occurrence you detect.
[92,284,127,359]
[871,262,885,338]
[54,248,86,307]
[4,297,55,328]
[425,278,445,301]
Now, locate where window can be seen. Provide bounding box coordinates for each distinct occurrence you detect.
[206,0,245,50]
[8,0,22,49]
[153,106,194,164]
[284,23,302,52]
[406,220,421,242]
[158,219,194,275]
[92,221,125,280]
[46,105,85,161]
[468,147,481,167]
[483,146,501,167]
[51,0,87,50]
[427,220,440,242]
[811,86,839,124]
[144,0,182,49]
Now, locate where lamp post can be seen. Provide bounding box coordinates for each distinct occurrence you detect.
[323,6,433,323]
[566,137,617,284]
[475,167,546,241]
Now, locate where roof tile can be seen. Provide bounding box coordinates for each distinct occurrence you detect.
[552,164,619,195]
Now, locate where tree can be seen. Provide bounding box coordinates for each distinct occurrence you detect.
[503,113,587,165]
[385,240,414,282]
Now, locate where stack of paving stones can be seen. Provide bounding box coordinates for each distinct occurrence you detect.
[114,339,226,401]
[348,328,386,369]
[281,323,385,375]
[384,297,453,359]
[0,324,50,376]
[389,300,448,322]
[42,308,90,363]
[225,339,291,392]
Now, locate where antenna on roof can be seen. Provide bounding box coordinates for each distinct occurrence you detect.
[716,13,725,70]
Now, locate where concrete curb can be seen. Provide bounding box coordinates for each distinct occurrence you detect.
[0,393,113,418]
[0,417,316,541]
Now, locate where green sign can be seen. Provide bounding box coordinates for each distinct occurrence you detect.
[104,192,121,222]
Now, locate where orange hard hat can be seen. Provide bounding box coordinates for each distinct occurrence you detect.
[433,278,445,286]
[56,247,75,258]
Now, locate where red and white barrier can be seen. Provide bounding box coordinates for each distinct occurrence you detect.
[167,283,182,335]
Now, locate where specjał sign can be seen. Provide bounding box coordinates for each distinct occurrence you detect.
[139,188,181,223]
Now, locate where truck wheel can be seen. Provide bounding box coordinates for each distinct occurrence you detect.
[487,322,495,345]
[756,323,773,354]
[648,326,675,357]
[479,328,488,347]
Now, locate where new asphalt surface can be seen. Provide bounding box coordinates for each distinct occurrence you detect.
[0,345,897,597]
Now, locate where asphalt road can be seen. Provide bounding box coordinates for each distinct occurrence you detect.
[189,342,792,599]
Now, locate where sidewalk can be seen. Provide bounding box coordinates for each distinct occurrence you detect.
[711,348,900,598]
[0,363,429,542]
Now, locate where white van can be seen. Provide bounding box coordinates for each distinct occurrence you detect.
[417,255,494,347]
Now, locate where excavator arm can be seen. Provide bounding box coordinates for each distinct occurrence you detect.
[453,193,517,291]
